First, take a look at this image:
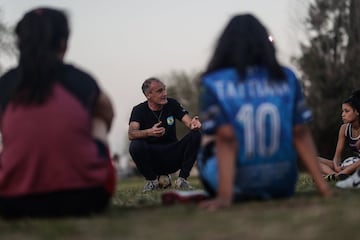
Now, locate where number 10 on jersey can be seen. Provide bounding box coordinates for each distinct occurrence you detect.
[236,103,280,158]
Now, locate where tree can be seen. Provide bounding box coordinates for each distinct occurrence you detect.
[0,10,16,74]
[295,0,360,158]
[345,0,360,87]
[163,70,201,138]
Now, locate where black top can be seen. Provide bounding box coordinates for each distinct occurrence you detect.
[129,98,188,144]
[0,64,100,114]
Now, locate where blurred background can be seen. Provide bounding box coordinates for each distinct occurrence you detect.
[0,0,359,177]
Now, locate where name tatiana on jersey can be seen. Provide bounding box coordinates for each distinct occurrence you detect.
[214,79,290,99]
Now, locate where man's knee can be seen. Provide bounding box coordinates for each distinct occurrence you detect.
[192,130,202,141]
[188,131,202,145]
[129,140,146,156]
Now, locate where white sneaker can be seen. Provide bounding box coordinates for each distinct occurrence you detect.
[336,169,360,189]
[143,179,159,192]
[161,190,209,205]
[174,177,193,189]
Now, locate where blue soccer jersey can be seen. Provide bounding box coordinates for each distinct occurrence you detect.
[198,66,312,199]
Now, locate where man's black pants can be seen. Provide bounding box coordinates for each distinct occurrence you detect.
[129,131,201,180]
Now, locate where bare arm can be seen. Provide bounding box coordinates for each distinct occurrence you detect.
[293,124,332,197]
[181,114,202,130]
[199,125,237,211]
[128,121,165,140]
[92,91,114,131]
[332,124,346,172]
[92,91,114,144]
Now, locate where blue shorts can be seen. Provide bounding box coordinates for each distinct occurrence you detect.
[197,144,297,202]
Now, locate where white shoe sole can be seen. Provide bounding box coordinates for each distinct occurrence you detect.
[161,190,209,205]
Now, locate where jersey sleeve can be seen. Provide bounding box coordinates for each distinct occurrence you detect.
[199,82,228,135]
[291,72,312,125]
[61,64,100,113]
[0,68,18,114]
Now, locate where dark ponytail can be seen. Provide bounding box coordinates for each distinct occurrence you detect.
[13,7,69,104]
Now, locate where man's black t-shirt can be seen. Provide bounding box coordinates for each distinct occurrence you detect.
[129,98,188,144]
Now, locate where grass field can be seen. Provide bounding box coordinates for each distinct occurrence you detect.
[1,174,360,240]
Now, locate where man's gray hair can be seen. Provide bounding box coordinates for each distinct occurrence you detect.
[141,77,163,95]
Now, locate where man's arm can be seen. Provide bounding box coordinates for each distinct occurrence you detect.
[128,121,165,140]
[181,114,202,130]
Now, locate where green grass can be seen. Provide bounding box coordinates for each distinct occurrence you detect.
[1,174,360,240]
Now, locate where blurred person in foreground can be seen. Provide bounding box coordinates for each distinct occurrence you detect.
[0,7,115,218]
[128,77,201,192]
[196,14,331,210]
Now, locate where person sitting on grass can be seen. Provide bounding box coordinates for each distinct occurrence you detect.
[196,13,332,210]
[0,7,115,218]
[319,90,360,181]
[128,77,201,192]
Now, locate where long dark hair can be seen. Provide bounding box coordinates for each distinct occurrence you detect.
[344,90,360,114]
[14,7,69,104]
[204,14,285,81]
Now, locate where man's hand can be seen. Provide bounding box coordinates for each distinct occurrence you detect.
[150,122,166,137]
[190,116,201,130]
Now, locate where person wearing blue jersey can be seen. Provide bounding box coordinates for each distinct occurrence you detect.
[197,14,331,210]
